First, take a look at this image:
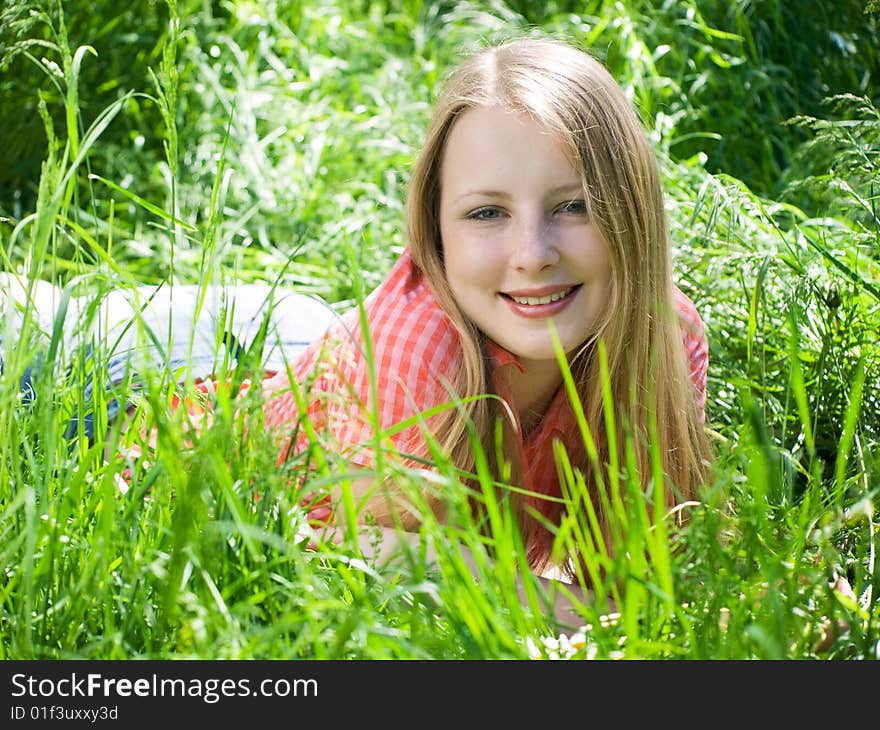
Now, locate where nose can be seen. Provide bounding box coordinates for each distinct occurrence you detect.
[509,217,559,272]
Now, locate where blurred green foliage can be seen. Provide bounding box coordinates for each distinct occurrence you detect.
[642,0,879,199]
[0,0,174,220]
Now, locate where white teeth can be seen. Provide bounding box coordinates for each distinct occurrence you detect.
[509,287,573,306]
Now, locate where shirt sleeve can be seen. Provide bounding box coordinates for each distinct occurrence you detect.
[672,286,708,422]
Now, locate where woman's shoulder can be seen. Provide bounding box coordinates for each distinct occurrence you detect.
[263,249,463,434]
[671,285,708,418]
[671,285,706,341]
[367,250,460,361]
[268,249,461,390]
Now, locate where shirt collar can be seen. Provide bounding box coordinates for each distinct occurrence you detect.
[485,338,525,373]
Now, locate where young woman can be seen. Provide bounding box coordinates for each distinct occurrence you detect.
[260,37,713,585]
[4,37,711,622]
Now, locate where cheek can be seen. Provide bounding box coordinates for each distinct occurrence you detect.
[441,225,500,287]
[573,234,613,289]
[444,252,479,301]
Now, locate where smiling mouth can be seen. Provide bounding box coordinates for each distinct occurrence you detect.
[503,286,579,306]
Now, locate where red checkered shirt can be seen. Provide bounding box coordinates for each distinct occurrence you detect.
[262,249,708,496]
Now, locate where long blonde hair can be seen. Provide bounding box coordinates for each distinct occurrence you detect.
[406,37,713,574]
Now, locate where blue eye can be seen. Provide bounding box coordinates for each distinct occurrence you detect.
[558,199,587,215]
[468,207,503,221]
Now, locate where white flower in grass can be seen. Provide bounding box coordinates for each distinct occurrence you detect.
[527,629,596,659]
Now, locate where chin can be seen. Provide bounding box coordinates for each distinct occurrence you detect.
[507,343,562,364]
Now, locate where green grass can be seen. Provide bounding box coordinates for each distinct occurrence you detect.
[0,0,878,659]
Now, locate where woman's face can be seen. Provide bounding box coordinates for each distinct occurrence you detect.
[438,106,612,370]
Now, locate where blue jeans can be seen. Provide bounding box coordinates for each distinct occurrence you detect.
[2,281,337,441]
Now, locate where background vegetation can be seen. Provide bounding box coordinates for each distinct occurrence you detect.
[0,0,878,659]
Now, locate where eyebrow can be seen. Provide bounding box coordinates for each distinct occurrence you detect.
[454,183,584,204]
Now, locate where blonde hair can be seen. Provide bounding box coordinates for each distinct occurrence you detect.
[406,37,713,576]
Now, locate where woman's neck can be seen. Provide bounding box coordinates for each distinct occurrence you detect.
[499,358,564,434]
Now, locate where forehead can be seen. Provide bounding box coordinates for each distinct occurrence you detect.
[440,106,580,192]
